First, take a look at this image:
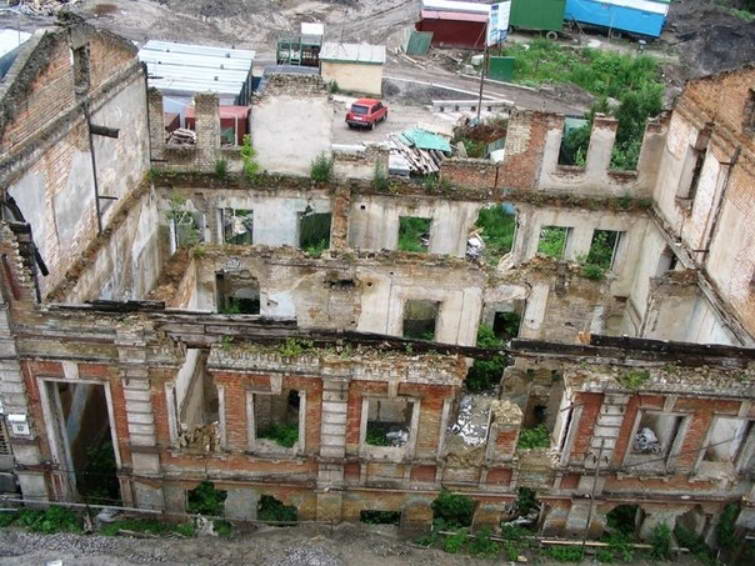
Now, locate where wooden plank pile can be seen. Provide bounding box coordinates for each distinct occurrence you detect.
[387,133,445,175]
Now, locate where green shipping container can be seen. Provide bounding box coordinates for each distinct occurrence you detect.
[509,0,565,32]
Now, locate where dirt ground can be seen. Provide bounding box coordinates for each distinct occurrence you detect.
[0,522,706,566]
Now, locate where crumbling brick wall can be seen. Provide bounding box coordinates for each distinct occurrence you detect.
[440,158,499,191]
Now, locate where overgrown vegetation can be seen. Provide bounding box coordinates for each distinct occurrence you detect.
[310,152,334,183]
[398,216,431,253]
[517,424,551,450]
[300,212,331,258]
[214,158,227,179]
[538,226,568,258]
[240,135,260,181]
[0,506,82,534]
[546,546,584,562]
[716,502,740,550]
[277,337,314,357]
[580,230,619,281]
[501,40,665,170]
[474,204,516,265]
[515,487,539,517]
[257,422,299,448]
[674,524,716,566]
[465,324,507,393]
[365,422,392,446]
[100,518,179,537]
[79,439,120,505]
[650,522,673,561]
[187,481,227,516]
[431,489,476,528]
[617,369,650,390]
[258,495,297,524]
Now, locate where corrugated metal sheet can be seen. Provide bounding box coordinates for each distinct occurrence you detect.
[319,42,386,64]
[488,56,515,81]
[400,128,452,153]
[421,0,490,15]
[406,31,434,55]
[510,0,565,31]
[138,40,255,102]
[420,9,488,23]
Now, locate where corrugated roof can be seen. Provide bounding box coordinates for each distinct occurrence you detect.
[301,22,324,36]
[0,29,31,59]
[138,40,254,97]
[319,42,386,65]
[420,9,488,23]
[421,0,490,15]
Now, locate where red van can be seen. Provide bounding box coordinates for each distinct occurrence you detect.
[345,98,388,130]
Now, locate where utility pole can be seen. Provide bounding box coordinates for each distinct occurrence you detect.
[580,438,605,557]
[476,44,488,122]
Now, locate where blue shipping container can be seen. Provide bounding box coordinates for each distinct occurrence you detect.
[564,0,670,38]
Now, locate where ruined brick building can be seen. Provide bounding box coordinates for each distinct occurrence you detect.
[0,18,754,551]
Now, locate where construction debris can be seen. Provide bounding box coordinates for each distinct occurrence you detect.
[166,128,197,145]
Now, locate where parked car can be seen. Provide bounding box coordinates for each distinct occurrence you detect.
[345,98,388,130]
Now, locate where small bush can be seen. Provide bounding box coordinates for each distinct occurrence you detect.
[650,522,672,561]
[304,239,329,258]
[174,522,196,537]
[442,528,468,553]
[517,424,551,450]
[617,369,650,390]
[310,153,333,183]
[431,489,476,528]
[258,495,297,523]
[328,80,340,94]
[581,263,605,281]
[467,527,500,557]
[213,519,233,537]
[365,423,391,446]
[257,422,298,448]
[601,531,634,562]
[716,502,740,550]
[474,204,517,265]
[214,159,227,179]
[515,487,539,517]
[277,338,313,357]
[240,135,260,181]
[187,481,227,516]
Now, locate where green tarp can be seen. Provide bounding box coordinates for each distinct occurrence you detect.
[400,128,451,153]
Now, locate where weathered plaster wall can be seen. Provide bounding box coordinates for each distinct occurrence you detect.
[320,61,383,96]
[348,194,482,257]
[251,76,334,177]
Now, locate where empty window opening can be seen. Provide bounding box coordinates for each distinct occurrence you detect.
[537,226,571,259]
[220,208,253,245]
[703,418,753,464]
[631,412,684,463]
[656,246,679,276]
[558,116,590,166]
[402,299,439,340]
[365,398,412,447]
[677,126,711,202]
[586,230,623,270]
[471,203,517,264]
[493,311,521,340]
[258,494,298,524]
[216,271,260,314]
[43,380,119,504]
[170,210,203,251]
[0,419,10,458]
[398,216,431,253]
[254,390,301,450]
[72,44,91,94]
[360,510,401,525]
[607,505,641,537]
[187,481,227,516]
[466,323,508,392]
[299,212,331,257]
[173,349,220,451]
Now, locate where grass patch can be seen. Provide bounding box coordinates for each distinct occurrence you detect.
[617,369,650,390]
[365,422,392,446]
[474,204,516,265]
[258,495,297,524]
[546,545,584,562]
[257,422,299,448]
[538,226,568,258]
[517,424,550,450]
[9,506,82,534]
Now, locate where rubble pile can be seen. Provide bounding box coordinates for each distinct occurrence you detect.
[166,128,197,145]
[449,394,492,447]
[16,0,76,16]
